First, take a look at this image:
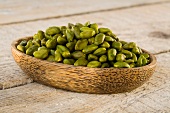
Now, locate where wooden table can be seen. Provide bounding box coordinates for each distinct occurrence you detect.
[0,0,170,112]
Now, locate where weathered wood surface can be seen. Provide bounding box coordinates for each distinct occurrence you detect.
[1,2,170,90]
[0,52,170,113]
[0,0,170,112]
[0,0,169,25]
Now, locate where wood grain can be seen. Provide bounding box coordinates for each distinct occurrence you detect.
[0,52,170,112]
[0,0,169,25]
[1,2,170,89]
[11,37,157,94]
[0,0,170,112]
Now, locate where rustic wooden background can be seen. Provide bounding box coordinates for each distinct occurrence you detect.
[0,0,170,112]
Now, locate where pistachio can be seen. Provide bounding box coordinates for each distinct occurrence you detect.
[17,22,151,68]
[87,61,101,68]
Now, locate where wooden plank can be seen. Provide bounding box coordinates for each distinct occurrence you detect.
[0,3,170,89]
[0,0,169,25]
[0,52,170,113]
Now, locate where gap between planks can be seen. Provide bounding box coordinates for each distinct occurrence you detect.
[154,50,170,55]
[1,1,170,91]
[0,0,170,26]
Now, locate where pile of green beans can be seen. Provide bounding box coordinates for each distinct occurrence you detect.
[17,21,150,68]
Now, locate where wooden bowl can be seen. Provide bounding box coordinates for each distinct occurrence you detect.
[11,37,157,94]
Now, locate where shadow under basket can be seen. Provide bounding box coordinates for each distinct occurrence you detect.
[11,37,157,94]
